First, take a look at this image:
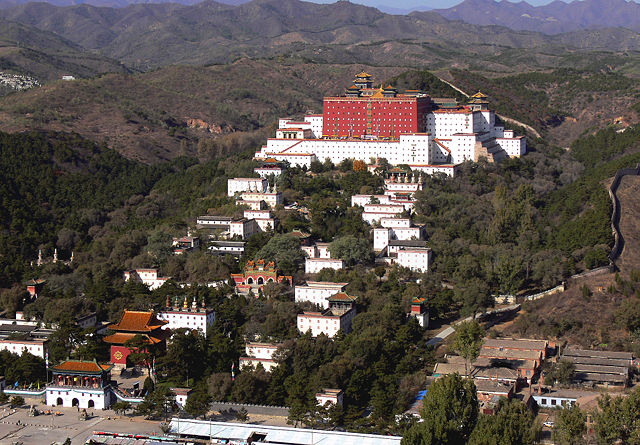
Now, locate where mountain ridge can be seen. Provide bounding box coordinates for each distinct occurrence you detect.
[435,0,640,34]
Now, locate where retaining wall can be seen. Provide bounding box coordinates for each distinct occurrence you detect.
[608,163,640,262]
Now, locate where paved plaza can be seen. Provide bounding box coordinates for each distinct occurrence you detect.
[0,399,161,445]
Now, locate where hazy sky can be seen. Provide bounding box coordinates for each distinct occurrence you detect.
[307,0,602,12]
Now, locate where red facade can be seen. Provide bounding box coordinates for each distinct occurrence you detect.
[322,96,430,139]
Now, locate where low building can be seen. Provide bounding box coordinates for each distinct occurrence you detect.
[172,236,200,254]
[171,387,192,408]
[196,215,234,229]
[229,218,260,239]
[561,348,631,387]
[46,360,114,409]
[316,389,344,407]
[0,338,47,358]
[478,346,542,383]
[168,419,402,445]
[157,296,215,337]
[305,258,344,274]
[532,389,599,409]
[409,297,429,327]
[396,247,432,273]
[237,185,283,209]
[208,240,245,257]
[301,242,331,259]
[294,281,348,309]
[297,293,356,338]
[362,203,406,224]
[228,178,268,197]
[483,338,548,359]
[239,342,282,372]
[474,379,514,403]
[373,218,423,251]
[384,172,423,197]
[255,159,285,178]
[123,269,170,290]
[26,278,46,298]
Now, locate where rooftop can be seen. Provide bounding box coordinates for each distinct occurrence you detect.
[483,338,548,351]
[169,419,401,445]
[52,360,113,375]
[109,310,167,333]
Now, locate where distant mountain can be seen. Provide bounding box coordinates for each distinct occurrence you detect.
[434,0,640,34]
[0,0,247,8]
[0,18,128,81]
[2,0,640,70]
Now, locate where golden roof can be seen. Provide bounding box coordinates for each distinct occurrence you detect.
[471,91,488,98]
[355,71,372,78]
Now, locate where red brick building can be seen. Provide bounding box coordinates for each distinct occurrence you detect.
[103,310,170,369]
[321,72,431,139]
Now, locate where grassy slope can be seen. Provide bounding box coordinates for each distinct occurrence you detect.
[0,60,408,163]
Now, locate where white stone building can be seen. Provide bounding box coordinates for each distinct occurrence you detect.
[373,218,423,251]
[227,178,268,197]
[239,342,282,372]
[305,258,344,274]
[254,94,525,177]
[123,269,170,290]
[316,389,344,407]
[397,247,432,273]
[297,293,356,338]
[157,296,216,337]
[46,361,115,410]
[0,338,47,358]
[362,203,406,224]
[294,281,348,309]
[244,210,276,232]
[301,242,331,259]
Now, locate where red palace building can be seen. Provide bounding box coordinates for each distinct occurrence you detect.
[322,72,431,139]
[103,310,170,369]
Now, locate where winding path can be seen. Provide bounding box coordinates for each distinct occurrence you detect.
[435,75,542,139]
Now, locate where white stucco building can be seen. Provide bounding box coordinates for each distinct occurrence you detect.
[397,247,432,273]
[305,258,344,274]
[295,281,348,309]
[157,297,215,337]
[46,361,115,410]
[316,389,344,407]
[227,178,268,197]
[297,293,357,338]
[123,269,170,290]
[373,218,424,251]
[0,338,47,358]
[239,342,282,372]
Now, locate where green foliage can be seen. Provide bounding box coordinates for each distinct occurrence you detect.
[548,360,576,385]
[0,350,46,385]
[553,404,586,445]
[468,399,538,445]
[112,401,132,415]
[594,388,640,444]
[329,235,373,267]
[255,234,305,275]
[184,386,212,419]
[402,374,478,445]
[452,321,485,374]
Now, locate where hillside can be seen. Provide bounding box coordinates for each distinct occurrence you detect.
[0,60,408,162]
[0,18,128,82]
[2,0,640,70]
[434,0,640,35]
